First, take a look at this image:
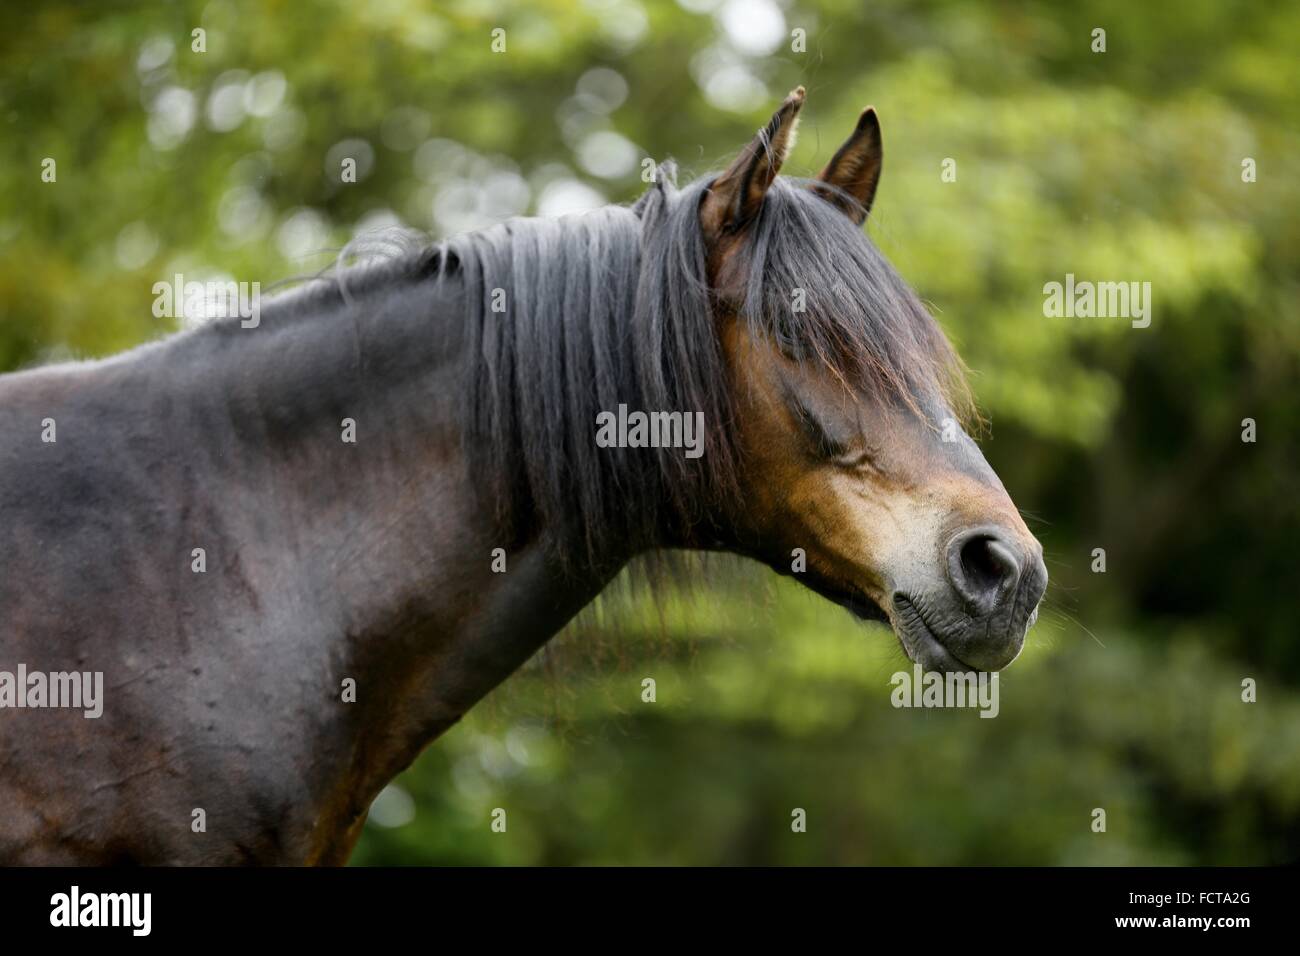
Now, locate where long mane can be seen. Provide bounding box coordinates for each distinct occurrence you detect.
[348,168,973,570]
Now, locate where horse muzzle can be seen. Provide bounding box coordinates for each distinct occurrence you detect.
[892,528,1048,673]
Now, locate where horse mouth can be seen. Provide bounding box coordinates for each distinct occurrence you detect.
[891,594,983,673]
[796,575,988,673]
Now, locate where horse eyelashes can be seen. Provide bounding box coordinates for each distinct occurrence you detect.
[793,399,855,463]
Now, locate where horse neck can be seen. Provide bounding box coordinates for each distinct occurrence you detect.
[159,267,624,833]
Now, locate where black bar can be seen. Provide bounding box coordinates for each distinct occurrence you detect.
[0,865,1283,942]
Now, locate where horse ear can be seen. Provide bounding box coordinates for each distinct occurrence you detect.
[700,86,805,236]
[813,107,883,225]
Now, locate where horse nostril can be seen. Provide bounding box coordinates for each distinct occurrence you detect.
[948,529,1023,613]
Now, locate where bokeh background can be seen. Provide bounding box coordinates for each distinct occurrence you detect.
[3,0,1298,864]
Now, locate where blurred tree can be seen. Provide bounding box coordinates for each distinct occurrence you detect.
[2,0,1296,864]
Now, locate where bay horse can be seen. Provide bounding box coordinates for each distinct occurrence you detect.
[0,88,1045,864]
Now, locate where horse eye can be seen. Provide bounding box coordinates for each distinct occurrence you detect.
[832,447,876,471]
[803,421,869,467]
[789,393,864,464]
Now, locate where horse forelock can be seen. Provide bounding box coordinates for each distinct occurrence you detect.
[732,176,975,431]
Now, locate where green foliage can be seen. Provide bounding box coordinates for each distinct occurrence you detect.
[355,575,1300,865]
[2,0,1296,863]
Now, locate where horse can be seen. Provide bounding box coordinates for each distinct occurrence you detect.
[0,87,1045,864]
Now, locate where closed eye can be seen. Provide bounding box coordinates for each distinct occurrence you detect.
[834,446,892,478]
[832,447,875,470]
[794,403,848,460]
[781,377,886,471]
[798,410,881,472]
[788,392,877,468]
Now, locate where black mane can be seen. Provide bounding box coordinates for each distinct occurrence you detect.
[255,169,972,570]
